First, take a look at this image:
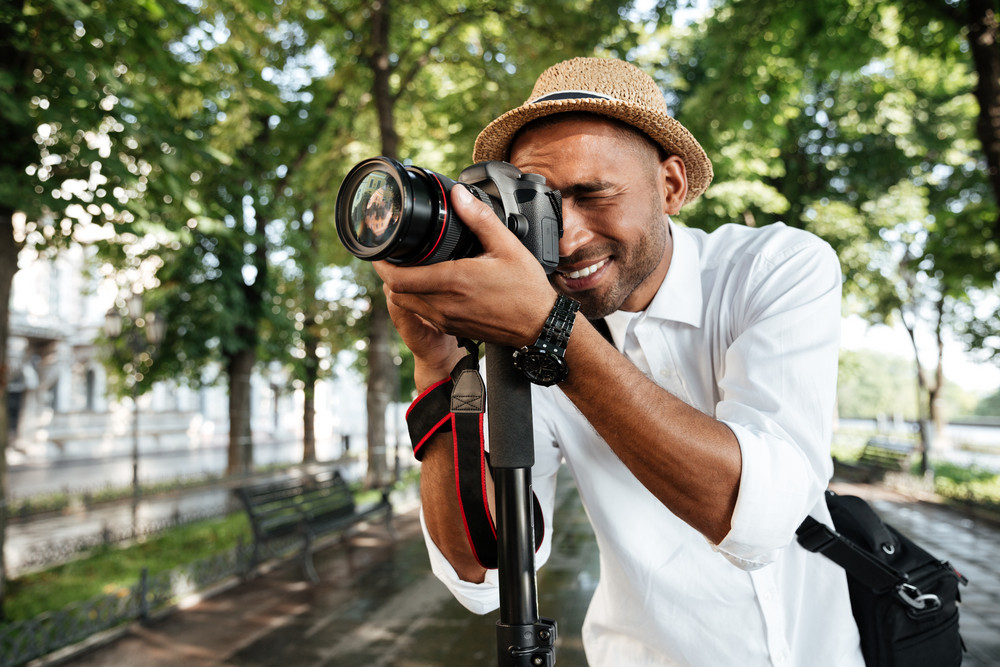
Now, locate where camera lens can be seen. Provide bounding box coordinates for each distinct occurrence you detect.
[347,171,402,250]
[335,157,480,265]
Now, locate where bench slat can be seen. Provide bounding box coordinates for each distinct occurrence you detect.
[237,469,393,583]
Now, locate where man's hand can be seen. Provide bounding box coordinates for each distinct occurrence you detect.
[382,295,466,393]
[374,184,557,385]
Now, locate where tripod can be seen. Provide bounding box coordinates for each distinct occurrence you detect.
[485,342,558,666]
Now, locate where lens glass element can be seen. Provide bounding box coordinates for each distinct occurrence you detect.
[348,171,402,248]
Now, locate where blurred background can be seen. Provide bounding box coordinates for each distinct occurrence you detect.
[2,0,1000,647]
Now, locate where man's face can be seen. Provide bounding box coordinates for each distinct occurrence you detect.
[509,116,686,319]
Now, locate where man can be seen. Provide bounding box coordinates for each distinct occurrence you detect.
[376,57,864,666]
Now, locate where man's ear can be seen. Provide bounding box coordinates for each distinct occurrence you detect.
[661,155,688,215]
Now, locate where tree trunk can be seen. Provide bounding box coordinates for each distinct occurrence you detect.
[903,313,932,475]
[902,295,949,476]
[302,333,318,463]
[301,218,319,465]
[929,296,948,448]
[370,0,400,159]
[0,210,24,620]
[366,300,392,488]
[227,347,255,476]
[967,0,1000,238]
[363,0,397,488]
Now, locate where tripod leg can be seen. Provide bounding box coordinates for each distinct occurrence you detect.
[486,344,558,666]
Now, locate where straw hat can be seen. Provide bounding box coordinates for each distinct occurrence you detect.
[473,57,713,204]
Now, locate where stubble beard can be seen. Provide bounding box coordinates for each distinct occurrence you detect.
[551,212,668,321]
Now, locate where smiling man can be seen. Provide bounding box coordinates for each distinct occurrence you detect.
[375,57,864,667]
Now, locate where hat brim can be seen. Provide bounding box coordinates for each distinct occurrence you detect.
[473,97,713,205]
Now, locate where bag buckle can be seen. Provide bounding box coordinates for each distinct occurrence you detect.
[896,583,942,614]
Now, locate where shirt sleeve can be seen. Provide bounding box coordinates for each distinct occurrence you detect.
[420,384,563,612]
[714,233,842,568]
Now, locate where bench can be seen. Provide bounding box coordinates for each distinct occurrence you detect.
[236,469,393,582]
[834,437,916,482]
[858,436,915,473]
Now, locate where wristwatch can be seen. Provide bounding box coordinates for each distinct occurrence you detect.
[513,295,581,386]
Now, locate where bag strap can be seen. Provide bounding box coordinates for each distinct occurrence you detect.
[796,494,907,593]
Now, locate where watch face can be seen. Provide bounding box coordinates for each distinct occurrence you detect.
[513,349,568,386]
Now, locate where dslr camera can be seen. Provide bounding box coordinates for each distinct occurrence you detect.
[335,157,563,273]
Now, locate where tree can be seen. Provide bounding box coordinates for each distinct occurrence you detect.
[297,0,671,487]
[837,349,918,420]
[0,0,218,619]
[121,1,302,475]
[891,0,1000,240]
[975,387,1000,416]
[666,0,998,469]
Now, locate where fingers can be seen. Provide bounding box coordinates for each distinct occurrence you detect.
[451,185,520,256]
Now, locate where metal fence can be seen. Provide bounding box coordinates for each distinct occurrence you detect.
[0,534,301,667]
[12,506,230,577]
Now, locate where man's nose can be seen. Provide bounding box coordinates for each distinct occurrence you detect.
[559,205,594,259]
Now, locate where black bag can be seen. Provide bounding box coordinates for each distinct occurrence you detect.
[797,491,968,667]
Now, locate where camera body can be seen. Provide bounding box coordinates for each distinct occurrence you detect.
[457,161,562,273]
[335,157,563,273]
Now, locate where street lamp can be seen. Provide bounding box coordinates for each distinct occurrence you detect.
[105,292,166,536]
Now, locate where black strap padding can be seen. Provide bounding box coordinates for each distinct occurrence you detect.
[406,379,453,461]
[450,361,545,570]
[405,350,546,569]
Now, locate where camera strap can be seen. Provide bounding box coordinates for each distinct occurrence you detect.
[405,342,544,569]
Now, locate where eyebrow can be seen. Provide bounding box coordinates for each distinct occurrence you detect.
[560,180,616,198]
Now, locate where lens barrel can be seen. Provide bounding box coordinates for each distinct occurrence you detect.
[335,157,480,265]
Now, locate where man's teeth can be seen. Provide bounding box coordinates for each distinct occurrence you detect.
[564,259,608,280]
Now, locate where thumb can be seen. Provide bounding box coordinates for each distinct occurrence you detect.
[451,184,517,253]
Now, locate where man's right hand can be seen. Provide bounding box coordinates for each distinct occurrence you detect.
[380,289,468,393]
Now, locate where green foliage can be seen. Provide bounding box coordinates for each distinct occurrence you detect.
[838,349,918,420]
[933,462,1000,509]
[837,348,982,420]
[4,512,250,620]
[653,0,999,435]
[975,389,1000,417]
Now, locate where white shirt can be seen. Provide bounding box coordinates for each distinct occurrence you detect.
[421,221,865,666]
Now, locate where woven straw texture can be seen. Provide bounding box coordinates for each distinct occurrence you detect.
[473,57,713,204]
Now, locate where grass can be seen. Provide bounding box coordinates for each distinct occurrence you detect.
[933,461,1000,508]
[833,428,1000,508]
[4,512,250,621]
[4,468,421,622]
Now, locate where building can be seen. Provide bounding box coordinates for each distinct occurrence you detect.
[5,242,378,498]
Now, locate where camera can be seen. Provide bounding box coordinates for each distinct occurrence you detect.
[335,157,563,273]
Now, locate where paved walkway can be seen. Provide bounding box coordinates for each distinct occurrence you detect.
[56,476,1000,666]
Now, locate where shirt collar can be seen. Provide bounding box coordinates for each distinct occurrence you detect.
[601,219,704,349]
[648,220,704,328]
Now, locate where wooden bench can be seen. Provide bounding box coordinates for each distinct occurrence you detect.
[834,436,916,483]
[857,436,915,473]
[236,469,393,582]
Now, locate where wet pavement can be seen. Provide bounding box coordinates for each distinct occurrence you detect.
[55,473,1000,667]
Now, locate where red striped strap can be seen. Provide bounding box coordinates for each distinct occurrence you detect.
[406,378,453,461]
[450,361,544,569]
[405,353,544,569]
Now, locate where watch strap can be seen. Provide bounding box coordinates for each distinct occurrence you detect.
[535,295,580,357]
